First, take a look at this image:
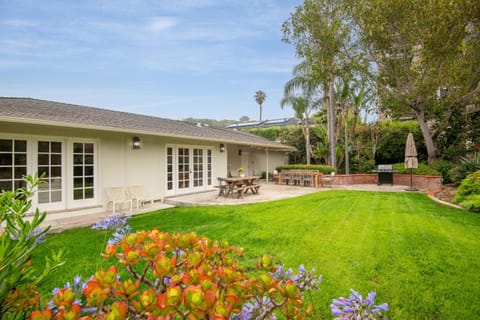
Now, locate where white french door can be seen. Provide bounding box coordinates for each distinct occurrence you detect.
[0,135,99,211]
[166,145,213,194]
[37,140,65,211]
[71,141,97,207]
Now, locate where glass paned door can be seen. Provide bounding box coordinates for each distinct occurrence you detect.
[0,139,27,191]
[177,148,190,189]
[37,141,62,204]
[207,149,212,185]
[73,142,95,200]
[193,148,204,187]
[167,147,173,190]
[168,146,213,193]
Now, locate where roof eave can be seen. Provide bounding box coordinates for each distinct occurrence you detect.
[0,116,295,151]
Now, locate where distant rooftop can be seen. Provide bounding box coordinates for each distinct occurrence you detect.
[225,117,300,129]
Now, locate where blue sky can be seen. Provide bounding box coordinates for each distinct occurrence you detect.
[0,0,302,121]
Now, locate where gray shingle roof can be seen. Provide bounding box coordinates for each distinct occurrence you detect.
[0,97,295,151]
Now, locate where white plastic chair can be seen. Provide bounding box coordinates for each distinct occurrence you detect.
[105,187,132,214]
[127,185,153,211]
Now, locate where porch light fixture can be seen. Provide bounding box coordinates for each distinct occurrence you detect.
[238,149,242,156]
[219,143,225,152]
[132,136,141,149]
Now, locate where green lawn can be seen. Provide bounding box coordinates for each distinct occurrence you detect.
[32,190,480,319]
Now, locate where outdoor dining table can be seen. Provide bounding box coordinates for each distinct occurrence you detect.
[277,170,324,187]
[224,175,261,198]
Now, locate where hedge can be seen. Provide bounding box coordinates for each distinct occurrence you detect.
[392,163,441,176]
[276,164,335,174]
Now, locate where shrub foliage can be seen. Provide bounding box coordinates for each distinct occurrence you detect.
[0,175,64,318]
[453,170,480,212]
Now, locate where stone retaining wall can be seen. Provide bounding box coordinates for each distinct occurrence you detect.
[332,174,442,191]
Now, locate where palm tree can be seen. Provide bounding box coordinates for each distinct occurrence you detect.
[281,62,323,165]
[281,96,313,164]
[254,90,266,121]
[335,78,367,174]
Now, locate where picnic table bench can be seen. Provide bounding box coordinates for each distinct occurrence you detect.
[216,176,261,199]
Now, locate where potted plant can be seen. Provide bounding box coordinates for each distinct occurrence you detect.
[237,167,245,177]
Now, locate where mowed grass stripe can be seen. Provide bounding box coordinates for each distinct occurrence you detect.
[32,191,480,319]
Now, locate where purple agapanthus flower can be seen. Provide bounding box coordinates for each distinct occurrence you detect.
[48,275,97,316]
[270,264,322,291]
[92,213,131,231]
[270,264,293,281]
[292,264,322,291]
[11,227,46,244]
[28,227,46,244]
[92,213,131,244]
[233,297,278,320]
[331,289,389,320]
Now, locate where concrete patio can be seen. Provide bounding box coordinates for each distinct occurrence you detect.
[163,182,414,206]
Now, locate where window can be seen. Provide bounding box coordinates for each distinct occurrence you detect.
[0,139,27,191]
[207,149,212,185]
[73,142,95,200]
[178,148,190,189]
[167,147,173,190]
[37,141,62,203]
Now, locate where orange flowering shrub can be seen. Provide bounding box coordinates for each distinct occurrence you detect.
[35,229,319,319]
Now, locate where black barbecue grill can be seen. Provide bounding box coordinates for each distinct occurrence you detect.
[372,164,397,185]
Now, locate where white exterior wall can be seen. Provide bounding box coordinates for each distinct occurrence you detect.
[0,122,227,212]
[101,134,164,201]
[226,144,288,177]
[250,150,286,175]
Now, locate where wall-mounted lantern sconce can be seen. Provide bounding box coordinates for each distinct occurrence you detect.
[238,149,242,156]
[132,136,141,149]
[219,143,225,152]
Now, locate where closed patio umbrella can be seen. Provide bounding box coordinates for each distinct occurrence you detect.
[404,132,418,191]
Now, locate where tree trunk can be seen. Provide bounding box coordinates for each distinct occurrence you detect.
[344,110,349,174]
[302,115,311,165]
[305,129,311,165]
[328,80,337,169]
[414,107,438,165]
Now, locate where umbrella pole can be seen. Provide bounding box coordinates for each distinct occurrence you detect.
[406,167,417,191]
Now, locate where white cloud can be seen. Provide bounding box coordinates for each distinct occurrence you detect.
[2,19,39,28]
[146,16,178,33]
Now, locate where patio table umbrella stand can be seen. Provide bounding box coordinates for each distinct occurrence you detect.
[404,132,418,191]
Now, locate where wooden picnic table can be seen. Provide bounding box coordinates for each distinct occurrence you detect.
[224,175,261,198]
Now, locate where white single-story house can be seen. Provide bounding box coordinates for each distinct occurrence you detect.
[0,97,294,213]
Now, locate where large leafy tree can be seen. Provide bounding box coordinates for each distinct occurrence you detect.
[350,0,480,164]
[283,0,480,165]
